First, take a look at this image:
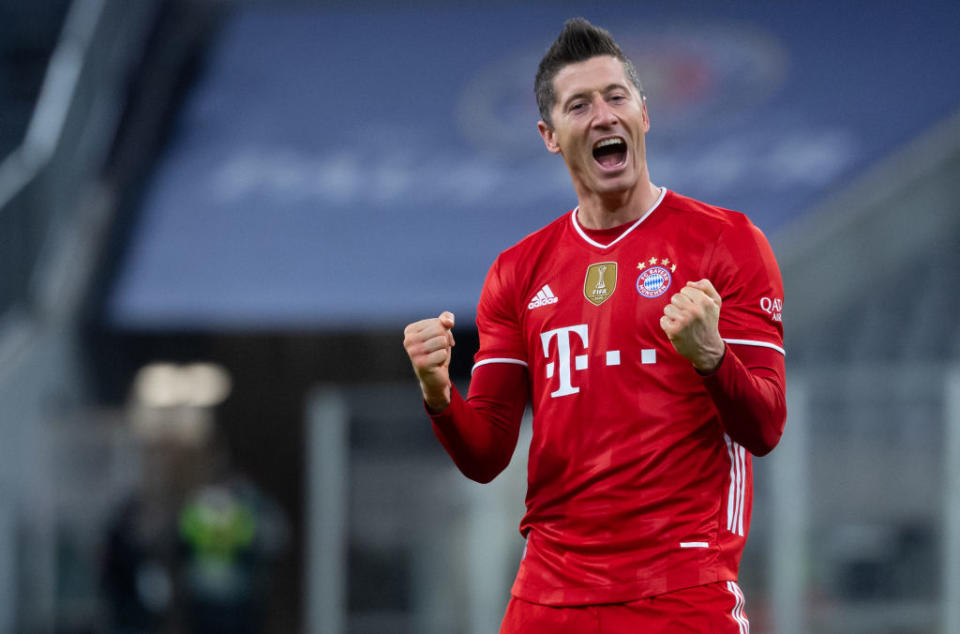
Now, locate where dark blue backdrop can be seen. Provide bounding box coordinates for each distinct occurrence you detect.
[109,1,960,330]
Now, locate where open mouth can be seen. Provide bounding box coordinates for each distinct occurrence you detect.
[592,137,627,169]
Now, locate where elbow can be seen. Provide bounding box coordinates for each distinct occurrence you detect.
[465,468,502,484]
[747,433,780,457]
[459,463,507,484]
[454,452,511,484]
[747,402,788,457]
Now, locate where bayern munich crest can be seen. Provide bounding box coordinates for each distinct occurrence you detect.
[636,265,672,298]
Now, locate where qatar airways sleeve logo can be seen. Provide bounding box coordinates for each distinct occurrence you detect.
[760,297,783,322]
[540,324,653,398]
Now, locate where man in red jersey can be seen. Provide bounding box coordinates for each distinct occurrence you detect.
[403,18,785,634]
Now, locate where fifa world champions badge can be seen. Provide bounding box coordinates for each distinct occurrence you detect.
[584,262,617,306]
[636,257,674,298]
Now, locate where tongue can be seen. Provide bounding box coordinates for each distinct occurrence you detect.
[595,148,625,168]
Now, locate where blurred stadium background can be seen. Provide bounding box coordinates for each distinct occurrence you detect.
[1,0,959,632]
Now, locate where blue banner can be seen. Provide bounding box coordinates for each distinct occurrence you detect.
[109,1,960,329]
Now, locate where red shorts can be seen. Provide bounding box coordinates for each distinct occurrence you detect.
[499,581,750,634]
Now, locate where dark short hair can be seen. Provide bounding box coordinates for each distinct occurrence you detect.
[535,18,644,126]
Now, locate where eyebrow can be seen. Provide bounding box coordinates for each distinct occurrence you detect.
[561,83,630,110]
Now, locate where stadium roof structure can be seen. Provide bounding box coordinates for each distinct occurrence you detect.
[108,1,960,331]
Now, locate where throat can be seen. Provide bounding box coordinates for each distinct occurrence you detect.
[575,185,663,230]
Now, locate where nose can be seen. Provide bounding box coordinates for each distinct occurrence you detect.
[591,95,618,127]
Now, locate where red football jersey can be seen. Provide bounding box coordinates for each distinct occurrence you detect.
[473,188,785,605]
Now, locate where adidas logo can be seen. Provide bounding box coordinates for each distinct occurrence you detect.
[528,285,559,310]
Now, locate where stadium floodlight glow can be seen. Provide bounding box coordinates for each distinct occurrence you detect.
[180,362,233,407]
[133,362,183,408]
[129,361,233,447]
[132,362,232,408]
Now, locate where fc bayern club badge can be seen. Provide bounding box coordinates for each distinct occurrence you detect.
[636,265,672,298]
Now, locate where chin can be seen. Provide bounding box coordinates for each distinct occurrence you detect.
[593,175,635,195]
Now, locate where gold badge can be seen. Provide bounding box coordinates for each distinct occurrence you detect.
[584,262,617,306]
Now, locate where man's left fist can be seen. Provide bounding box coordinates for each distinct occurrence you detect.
[659,279,726,373]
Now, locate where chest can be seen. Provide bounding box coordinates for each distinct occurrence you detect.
[520,239,707,343]
[515,236,712,399]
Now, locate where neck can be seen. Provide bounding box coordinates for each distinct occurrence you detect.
[575,178,661,230]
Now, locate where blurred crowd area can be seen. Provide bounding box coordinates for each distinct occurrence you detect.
[1,1,959,633]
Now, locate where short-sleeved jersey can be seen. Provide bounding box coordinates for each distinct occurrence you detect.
[474,188,784,606]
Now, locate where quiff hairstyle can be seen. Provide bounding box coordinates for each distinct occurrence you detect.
[534,18,644,127]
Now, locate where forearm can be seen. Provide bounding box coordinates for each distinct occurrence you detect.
[701,345,786,456]
[429,363,528,483]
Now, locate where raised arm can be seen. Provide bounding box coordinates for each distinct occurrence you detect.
[404,312,529,482]
[403,311,457,412]
[660,278,786,455]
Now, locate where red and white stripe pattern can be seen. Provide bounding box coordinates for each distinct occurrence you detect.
[725,581,750,633]
[725,435,746,537]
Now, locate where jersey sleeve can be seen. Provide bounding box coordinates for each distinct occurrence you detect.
[429,362,528,482]
[474,255,528,370]
[701,343,786,456]
[709,220,784,355]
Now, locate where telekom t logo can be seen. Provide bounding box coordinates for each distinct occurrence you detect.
[540,325,589,397]
[541,324,656,398]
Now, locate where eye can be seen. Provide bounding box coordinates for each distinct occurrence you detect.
[569,102,586,112]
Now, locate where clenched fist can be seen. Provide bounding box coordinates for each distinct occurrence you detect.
[403,311,456,411]
[660,279,726,373]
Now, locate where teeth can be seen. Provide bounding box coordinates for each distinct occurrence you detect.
[593,137,625,149]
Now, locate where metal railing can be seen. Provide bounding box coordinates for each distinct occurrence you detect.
[0,0,157,321]
[0,0,158,630]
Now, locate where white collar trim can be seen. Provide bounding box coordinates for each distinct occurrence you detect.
[571,187,667,249]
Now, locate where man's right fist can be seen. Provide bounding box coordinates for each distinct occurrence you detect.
[403,311,455,412]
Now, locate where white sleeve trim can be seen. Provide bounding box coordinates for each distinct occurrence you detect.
[723,338,785,355]
[471,358,528,374]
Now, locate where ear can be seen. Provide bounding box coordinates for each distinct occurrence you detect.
[537,120,562,154]
[640,99,651,133]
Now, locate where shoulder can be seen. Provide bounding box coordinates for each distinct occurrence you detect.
[492,210,572,268]
[479,210,570,304]
[662,190,761,238]
[663,191,775,261]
